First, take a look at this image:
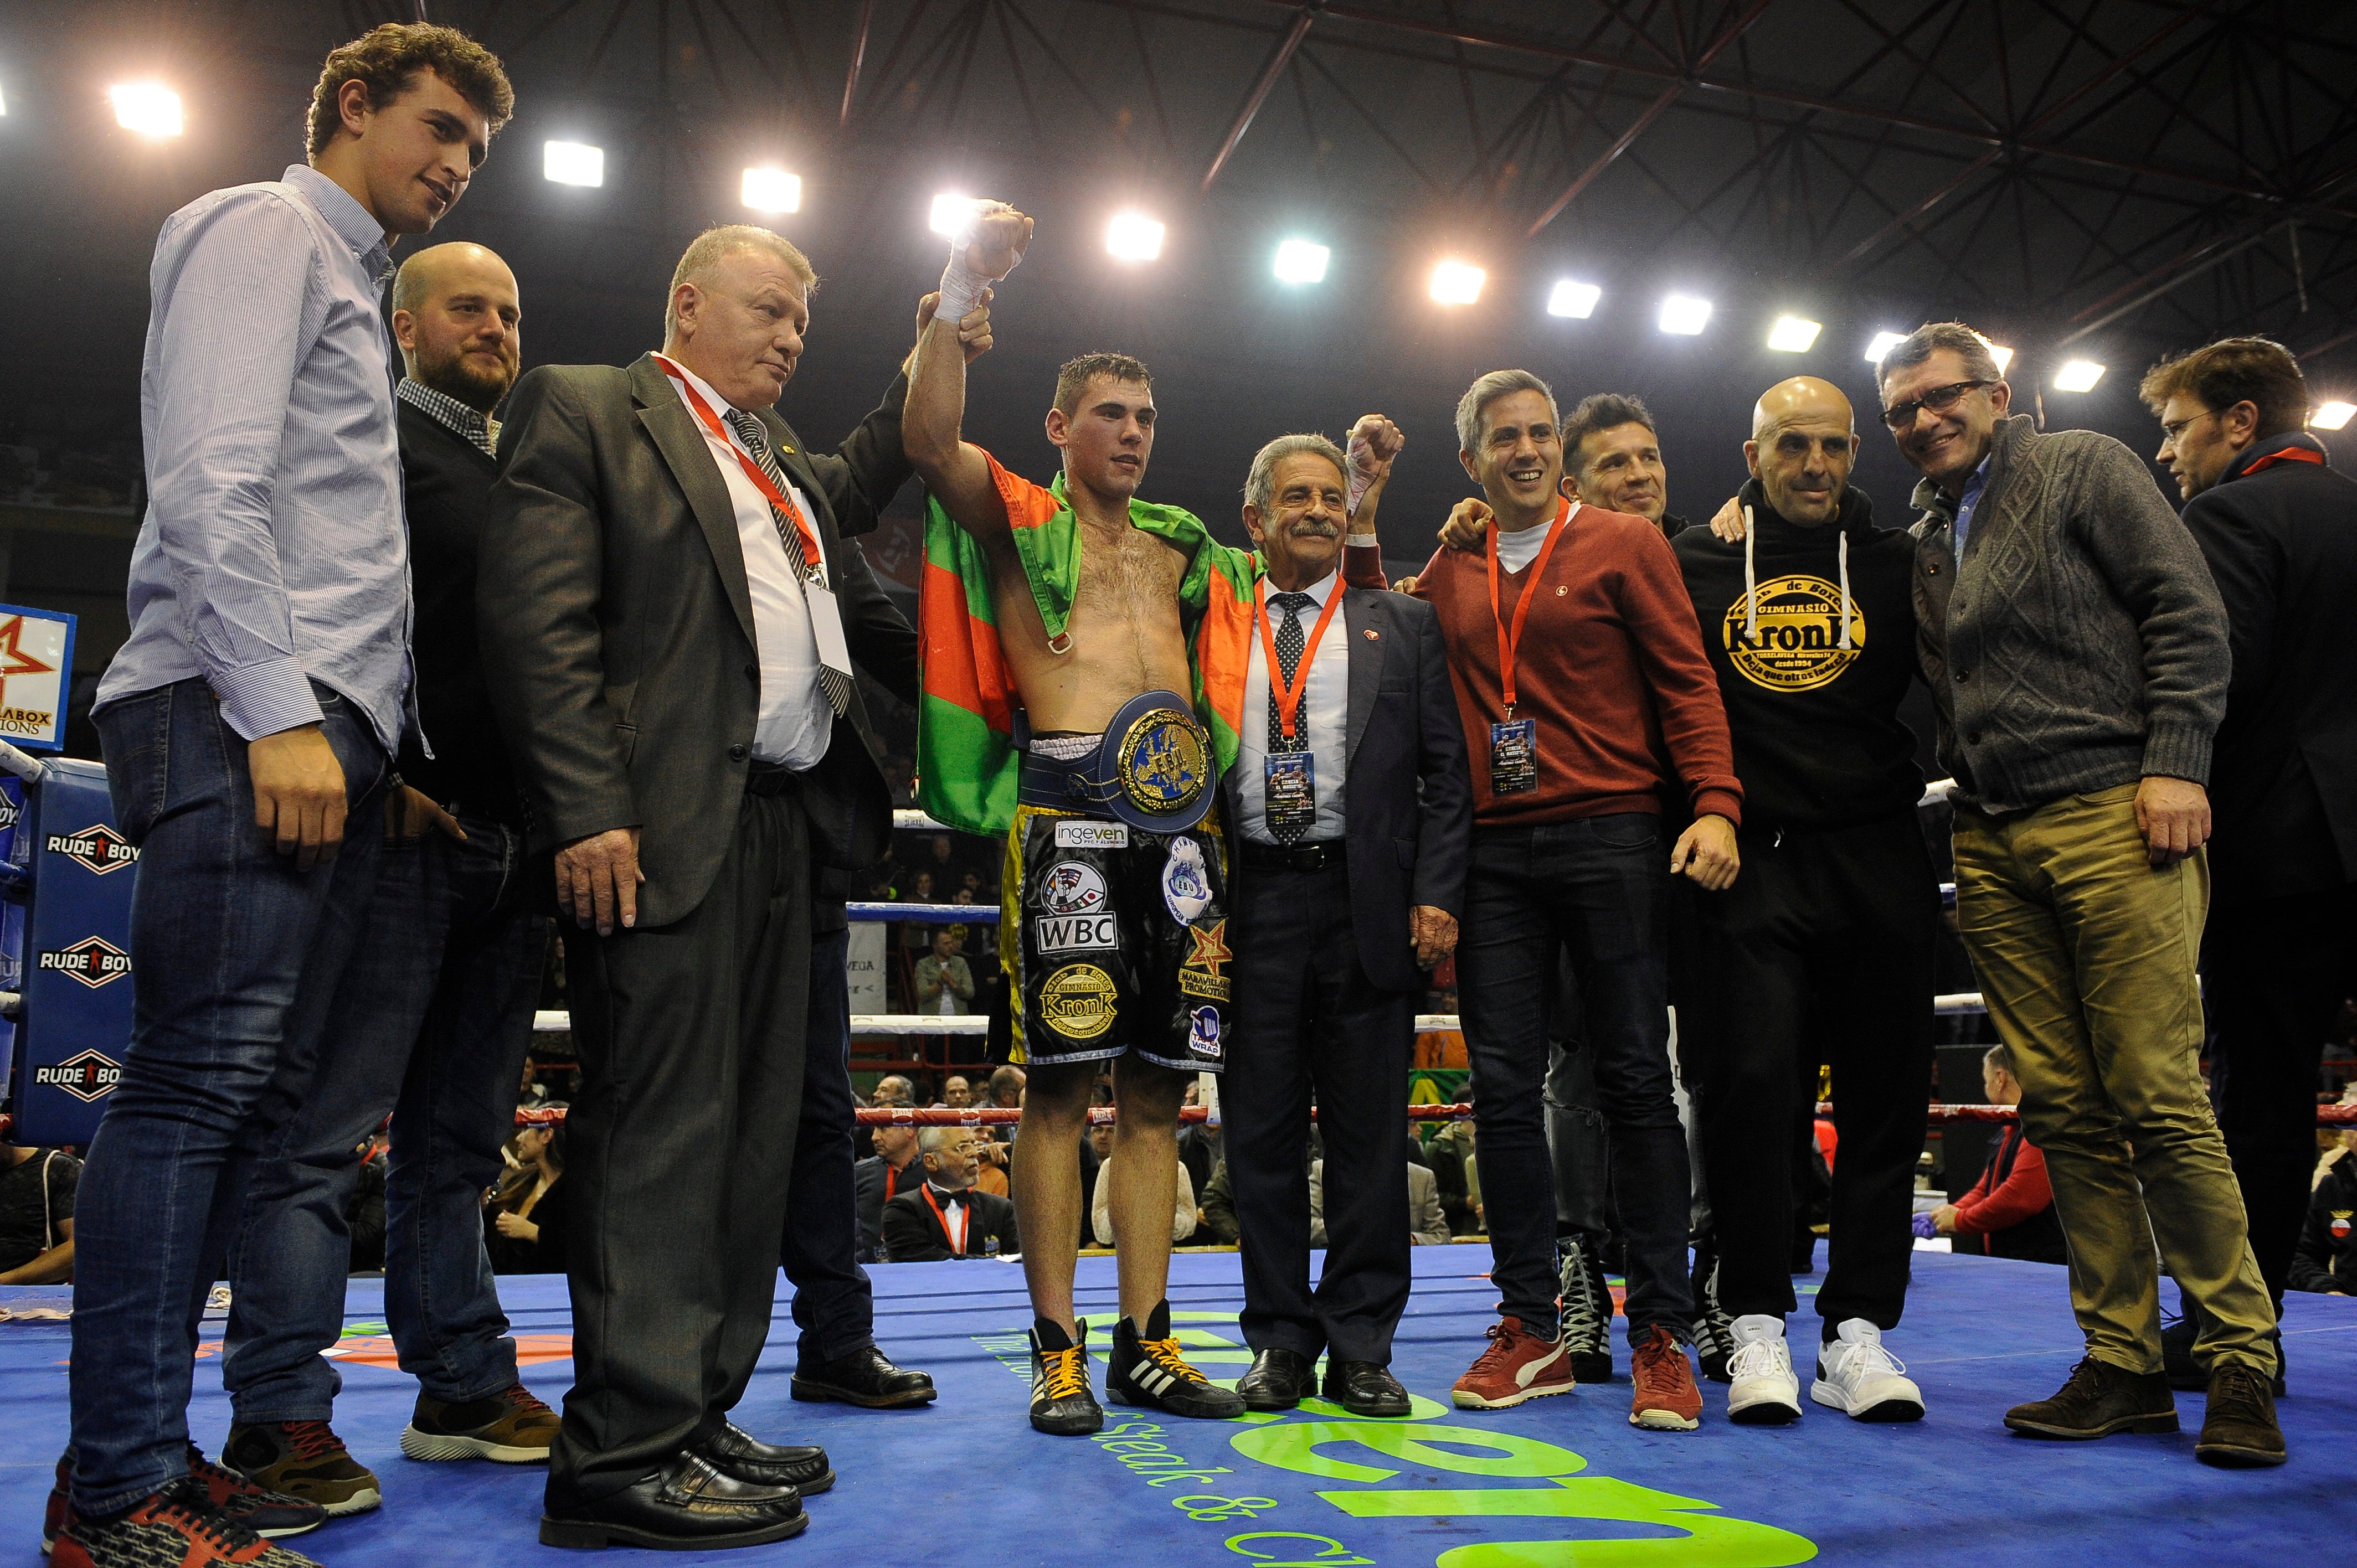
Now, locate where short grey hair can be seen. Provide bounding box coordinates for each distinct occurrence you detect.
[665,224,817,343]
[1455,369,1558,453]
[918,1126,952,1156]
[1876,322,2002,391]
[1244,433,1349,515]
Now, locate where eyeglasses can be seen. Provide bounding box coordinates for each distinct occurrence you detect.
[2159,408,2221,445]
[1879,379,1991,431]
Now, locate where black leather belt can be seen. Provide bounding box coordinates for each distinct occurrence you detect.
[1241,839,1346,873]
[746,761,805,797]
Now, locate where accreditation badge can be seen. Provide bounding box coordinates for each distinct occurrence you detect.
[1489,718,1538,795]
[1263,751,1315,835]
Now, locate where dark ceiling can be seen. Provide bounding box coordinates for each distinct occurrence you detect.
[6,0,2356,568]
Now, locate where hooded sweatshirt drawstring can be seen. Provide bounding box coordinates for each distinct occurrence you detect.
[1742,504,1758,642]
[1837,527,1853,649]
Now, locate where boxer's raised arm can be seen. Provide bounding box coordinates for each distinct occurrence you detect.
[905,203,1031,539]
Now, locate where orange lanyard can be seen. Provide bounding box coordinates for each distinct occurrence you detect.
[651,354,826,576]
[1253,575,1346,746]
[920,1185,967,1255]
[1485,497,1575,718]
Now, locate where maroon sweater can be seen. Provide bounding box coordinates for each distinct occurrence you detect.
[1344,506,1741,828]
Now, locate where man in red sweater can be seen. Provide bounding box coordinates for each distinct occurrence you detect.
[1344,369,1741,1431]
[1935,1044,2066,1263]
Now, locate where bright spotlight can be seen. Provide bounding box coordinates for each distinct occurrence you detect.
[1107,212,1165,262]
[110,82,183,138]
[2053,359,2106,393]
[1864,331,1908,364]
[1974,332,2014,374]
[543,141,604,187]
[1273,239,1330,285]
[929,193,976,237]
[740,168,801,215]
[1659,295,1712,335]
[1767,315,1822,353]
[1547,280,1601,319]
[1429,261,1485,306]
[2312,400,2356,431]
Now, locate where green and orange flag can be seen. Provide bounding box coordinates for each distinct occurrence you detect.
[917,451,1260,837]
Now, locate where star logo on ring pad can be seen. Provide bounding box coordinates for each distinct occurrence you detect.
[1186,919,1232,978]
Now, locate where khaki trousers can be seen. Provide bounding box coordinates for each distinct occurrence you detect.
[1952,783,2273,1376]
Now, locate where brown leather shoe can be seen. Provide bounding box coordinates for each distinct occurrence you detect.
[402,1383,561,1463]
[2004,1356,2178,1440]
[2195,1361,2288,1467]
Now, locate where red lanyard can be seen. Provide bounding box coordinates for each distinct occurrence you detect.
[1252,575,1346,745]
[651,354,826,575]
[920,1185,967,1255]
[2241,446,2324,476]
[1485,497,1575,718]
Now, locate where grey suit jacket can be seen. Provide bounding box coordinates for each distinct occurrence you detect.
[479,353,917,927]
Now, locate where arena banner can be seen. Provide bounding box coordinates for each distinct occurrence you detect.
[10,758,136,1144]
[0,602,74,752]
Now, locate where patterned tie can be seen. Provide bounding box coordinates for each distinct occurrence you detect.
[1266,590,1315,844]
[725,408,851,715]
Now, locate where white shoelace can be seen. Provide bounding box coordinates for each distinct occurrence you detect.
[1727,1337,1790,1381]
[1834,1338,1907,1380]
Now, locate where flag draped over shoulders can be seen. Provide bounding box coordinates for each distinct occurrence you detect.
[917,448,1260,837]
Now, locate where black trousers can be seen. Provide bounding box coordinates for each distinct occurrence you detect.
[2204,884,2357,1307]
[781,926,879,1368]
[1680,812,1936,1332]
[1226,859,1414,1364]
[549,790,814,1504]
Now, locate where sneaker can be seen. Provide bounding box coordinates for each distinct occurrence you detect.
[1810,1319,1924,1422]
[1629,1325,1704,1431]
[1450,1317,1575,1410]
[223,1421,381,1516]
[1028,1317,1105,1436]
[401,1382,560,1463]
[2004,1356,2178,1440]
[2194,1361,2288,1467]
[51,1477,321,1568]
[1690,1246,1735,1384]
[43,1449,325,1554]
[1107,1301,1247,1420]
[1724,1316,1802,1425]
[1556,1235,1615,1384]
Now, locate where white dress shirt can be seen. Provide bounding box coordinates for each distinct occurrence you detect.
[1238,567,1350,844]
[668,360,832,770]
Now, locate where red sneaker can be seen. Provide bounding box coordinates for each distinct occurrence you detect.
[50,1477,320,1568]
[1630,1324,1704,1431]
[41,1450,69,1555]
[41,1446,321,1555]
[1451,1316,1576,1410]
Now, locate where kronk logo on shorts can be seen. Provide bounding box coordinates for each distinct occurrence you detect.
[46,823,139,875]
[1035,912,1119,955]
[1040,860,1110,916]
[39,935,132,988]
[1040,963,1118,1040]
[1723,574,1863,692]
[1180,919,1232,1002]
[34,1049,122,1103]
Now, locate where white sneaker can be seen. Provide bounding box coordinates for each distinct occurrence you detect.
[1811,1319,1925,1422]
[1724,1314,1802,1425]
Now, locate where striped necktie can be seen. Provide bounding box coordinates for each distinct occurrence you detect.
[724,408,850,715]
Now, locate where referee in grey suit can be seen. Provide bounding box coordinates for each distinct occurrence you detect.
[1223,424,1474,1419]
[480,225,918,1552]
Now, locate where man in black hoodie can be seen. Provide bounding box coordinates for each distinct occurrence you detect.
[1671,376,1937,1429]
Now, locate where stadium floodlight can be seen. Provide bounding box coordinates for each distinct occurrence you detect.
[2312,400,2356,431]
[740,168,800,215]
[1429,261,1485,306]
[1864,331,1908,364]
[1106,212,1165,262]
[109,82,183,138]
[930,193,976,237]
[1547,280,1601,319]
[1273,238,1330,285]
[2053,359,2106,393]
[1975,332,2014,374]
[1659,295,1712,335]
[1767,315,1822,353]
[544,140,603,187]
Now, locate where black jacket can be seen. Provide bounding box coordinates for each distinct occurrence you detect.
[881,1184,1020,1262]
[2179,431,2357,905]
[480,357,918,925]
[1218,582,1473,993]
[1672,481,1923,832]
[2288,1152,2357,1294]
[851,1152,927,1263]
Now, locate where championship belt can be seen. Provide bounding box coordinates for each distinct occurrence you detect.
[1017,689,1218,833]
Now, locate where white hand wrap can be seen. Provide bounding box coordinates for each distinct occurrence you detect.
[936,244,994,324]
[1346,431,1378,517]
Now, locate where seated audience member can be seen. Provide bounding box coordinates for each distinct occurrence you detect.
[1094,1149,1198,1249]
[486,1120,569,1275]
[872,1075,918,1109]
[1198,1161,1241,1246]
[2289,1095,2357,1296]
[1080,1123,1118,1246]
[971,1136,1012,1198]
[1427,1119,1482,1235]
[914,927,976,1015]
[853,1123,928,1262]
[941,1076,975,1110]
[0,1139,81,1284]
[1934,1045,2067,1265]
[1176,1110,1221,1209]
[883,1128,1020,1261]
[986,1065,1027,1148]
[1307,1155,1452,1249]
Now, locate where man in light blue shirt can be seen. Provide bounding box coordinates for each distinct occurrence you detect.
[61,25,512,1568]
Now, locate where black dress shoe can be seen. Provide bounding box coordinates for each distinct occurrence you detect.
[696,1422,833,1495]
[540,1453,805,1550]
[790,1344,939,1410]
[1322,1360,1411,1417]
[1237,1348,1315,1412]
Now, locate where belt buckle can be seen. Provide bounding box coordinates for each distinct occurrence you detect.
[1097,690,1214,833]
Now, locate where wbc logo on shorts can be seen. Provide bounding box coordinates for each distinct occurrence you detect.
[46,823,139,875]
[1035,911,1118,954]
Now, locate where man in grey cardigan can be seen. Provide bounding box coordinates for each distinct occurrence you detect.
[1876,323,2281,1468]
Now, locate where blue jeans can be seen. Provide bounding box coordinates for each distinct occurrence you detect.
[782,927,877,1368]
[223,810,551,1420]
[1456,816,1693,1342]
[71,679,389,1514]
